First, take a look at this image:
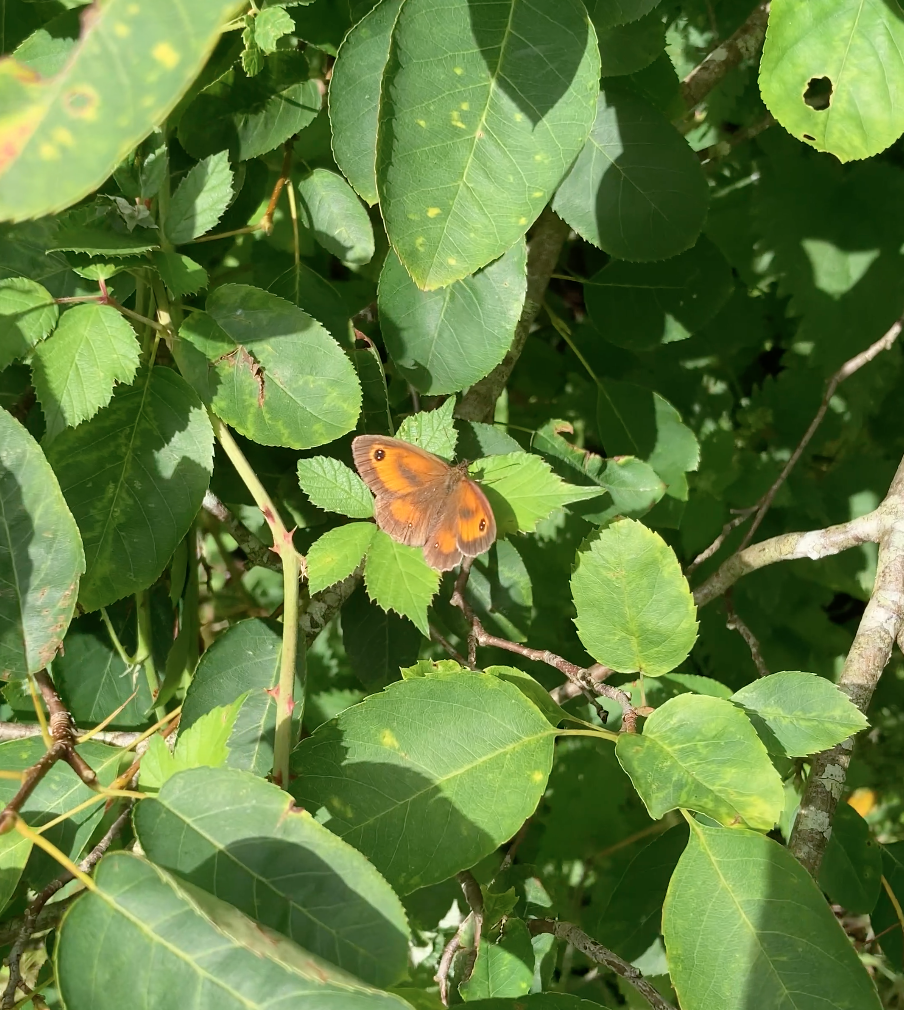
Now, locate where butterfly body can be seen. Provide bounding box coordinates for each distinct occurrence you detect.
[352,434,496,570]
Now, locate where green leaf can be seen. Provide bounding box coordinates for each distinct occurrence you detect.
[467,540,532,642]
[254,4,295,52]
[590,824,689,962]
[13,9,81,79]
[0,738,121,891]
[151,251,209,297]
[308,523,375,595]
[586,0,660,29]
[378,240,527,395]
[165,151,234,246]
[49,203,160,256]
[140,698,242,793]
[459,918,534,1000]
[178,51,322,161]
[363,529,439,636]
[663,822,882,1010]
[731,671,869,758]
[759,0,904,162]
[460,999,615,1010]
[484,666,567,727]
[585,238,733,350]
[597,9,665,77]
[181,618,304,777]
[476,452,606,536]
[178,285,362,450]
[395,397,457,458]
[0,276,58,370]
[352,335,394,436]
[291,672,556,892]
[341,583,423,691]
[873,842,904,971]
[0,409,83,677]
[32,303,140,442]
[297,456,374,518]
[0,0,242,222]
[44,366,214,612]
[329,0,405,205]
[296,169,375,265]
[56,852,414,1010]
[136,766,411,987]
[571,519,696,675]
[376,0,600,288]
[553,88,708,261]
[818,802,881,915]
[616,694,784,829]
[269,258,354,345]
[53,609,154,729]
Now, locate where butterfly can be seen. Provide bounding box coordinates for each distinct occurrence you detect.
[352,434,497,571]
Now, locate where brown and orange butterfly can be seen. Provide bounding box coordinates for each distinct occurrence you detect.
[352,435,496,571]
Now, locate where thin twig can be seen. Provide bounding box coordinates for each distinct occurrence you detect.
[685,508,757,578]
[260,143,294,235]
[430,626,470,667]
[449,564,637,730]
[724,590,769,677]
[0,723,139,748]
[738,318,903,552]
[697,113,775,163]
[456,871,485,984]
[435,931,463,1006]
[528,919,677,1010]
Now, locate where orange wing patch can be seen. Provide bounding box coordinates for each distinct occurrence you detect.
[423,523,463,572]
[455,481,496,556]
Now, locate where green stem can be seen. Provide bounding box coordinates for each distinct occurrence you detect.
[135,590,166,721]
[557,727,619,743]
[99,608,133,666]
[211,415,302,787]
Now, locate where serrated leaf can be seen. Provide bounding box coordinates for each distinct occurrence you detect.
[364,530,439,636]
[178,51,321,161]
[476,452,606,536]
[151,251,208,296]
[0,276,57,370]
[731,671,868,758]
[0,0,243,222]
[32,303,140,442]
[459,918,534,1000]
[352,335,394,436]
[760,0,904,162]
[297,456,374,517]
[269,258,354,345]
[329,0,406,205]
[49,203,160,256]
[56,853,414,1010]
[467,539,532,642]
[0,409,84,677]
[585,238,733,350]
[818,802,881,914]
[291,672,556,892]
[140,698,242,793]
[178,285,361,450]
[181,618,304,777]
[663,822,882,1010]
[165,151,234,246]
[308,523,375,595]
[376,0,600,288]
[586,0,660,29]
[597,9,665,77]
[44,367,214,612]
[296,169,375,265]
[341,583,422,690]
[379,240,527,395]
[395,397,457,458]
[255,4,295,52]
[135,766,410,987]
[617,694,784,829]
[572,518,697,675]
[553,87,708,261]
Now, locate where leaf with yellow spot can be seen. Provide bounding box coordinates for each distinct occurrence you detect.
[0,0,244,222]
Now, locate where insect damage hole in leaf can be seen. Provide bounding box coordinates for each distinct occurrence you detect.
[803,76,833,111]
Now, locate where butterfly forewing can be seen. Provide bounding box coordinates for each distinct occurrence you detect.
[352,435,449,497]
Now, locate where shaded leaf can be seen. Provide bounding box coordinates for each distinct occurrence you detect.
[341,583,423,691]
[297,169,375,265]
[363,529,439,636]
[818,802,881,915]
[460,918,534,1000]
[165,151,234,245]
[0,276,57,370]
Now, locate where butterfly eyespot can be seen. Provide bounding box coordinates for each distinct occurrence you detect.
[374,449,385,461]
[479,519,486,532]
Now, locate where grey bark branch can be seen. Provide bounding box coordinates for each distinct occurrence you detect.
[681,2,769,110]
[789,455,904,875]
[528,919,677,1010]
